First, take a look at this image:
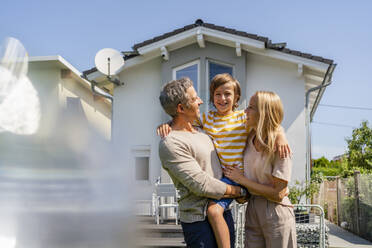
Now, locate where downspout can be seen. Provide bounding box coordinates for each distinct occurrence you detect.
[305,63,336,199]
[82,75,114,141]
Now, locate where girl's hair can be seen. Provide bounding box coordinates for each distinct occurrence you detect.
[253,91,284,182]
[209,73,241,110]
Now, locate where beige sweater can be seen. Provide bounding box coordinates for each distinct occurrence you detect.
[159,129,227,223]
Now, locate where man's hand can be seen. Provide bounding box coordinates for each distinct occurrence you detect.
[156,123,172,138]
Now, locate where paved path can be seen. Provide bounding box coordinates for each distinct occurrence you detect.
[327,220,372,248]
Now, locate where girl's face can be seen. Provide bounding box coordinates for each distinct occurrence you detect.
[245,95,259,128]
[213,82,238,116]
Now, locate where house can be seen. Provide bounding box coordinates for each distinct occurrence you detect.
[0,55,112,170]
[84,19,336,214]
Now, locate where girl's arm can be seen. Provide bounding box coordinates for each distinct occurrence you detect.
[223,167,288,203]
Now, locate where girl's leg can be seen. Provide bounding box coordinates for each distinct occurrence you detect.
[207,201,231,248]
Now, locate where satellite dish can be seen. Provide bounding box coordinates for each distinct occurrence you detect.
[95,48,124,76]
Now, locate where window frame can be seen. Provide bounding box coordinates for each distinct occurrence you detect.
[172,59,200,94]
[132,145,151,184]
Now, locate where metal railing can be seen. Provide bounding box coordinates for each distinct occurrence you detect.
[232,203,326,248]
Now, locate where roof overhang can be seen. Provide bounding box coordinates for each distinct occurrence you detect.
[124,26,331,76]
[136,26,266,55]
[29,56,112,103]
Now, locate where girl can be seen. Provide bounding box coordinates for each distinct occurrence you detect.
[157,74,290,248]
[224,91,297,248]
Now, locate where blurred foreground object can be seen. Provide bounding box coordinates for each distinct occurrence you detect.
[0,37,40,135]
[0,38,138,247]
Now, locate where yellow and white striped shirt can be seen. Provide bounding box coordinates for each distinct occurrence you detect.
[198,110,249,171]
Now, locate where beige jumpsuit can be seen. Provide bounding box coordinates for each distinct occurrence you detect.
[243,134,297,248]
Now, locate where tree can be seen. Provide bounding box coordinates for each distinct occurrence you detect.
[346,120,372,170]
[313,156,330,167]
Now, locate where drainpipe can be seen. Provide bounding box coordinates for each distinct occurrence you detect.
[305,64,336,201]
[82,75,114,141]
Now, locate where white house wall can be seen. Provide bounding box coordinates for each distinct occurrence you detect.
[0,63,112,170]
[28,67,61,138]
[245,52,306,183]
[59,78,111,140]
[115,57,163,201]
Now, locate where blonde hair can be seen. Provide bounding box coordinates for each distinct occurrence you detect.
[253,91,284,177]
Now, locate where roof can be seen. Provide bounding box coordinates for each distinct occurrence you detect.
[83,19,333,76]
[132,19,333,65]
[29,56,112,100]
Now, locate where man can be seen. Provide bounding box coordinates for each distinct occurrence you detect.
[158,77,246,248]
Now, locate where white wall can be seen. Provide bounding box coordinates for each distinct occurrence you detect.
[245,53,306,183]
[59,77,111,140]
[114,58,163,200]
[0,65,111,169]
[28,67,61,138]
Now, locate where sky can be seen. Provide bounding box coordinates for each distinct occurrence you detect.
[1,0,371,160]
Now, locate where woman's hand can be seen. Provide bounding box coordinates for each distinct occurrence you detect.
[156,123,172,138]
[223,167,245,184]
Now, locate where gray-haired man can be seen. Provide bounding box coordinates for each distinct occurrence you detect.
[158,78,245,248]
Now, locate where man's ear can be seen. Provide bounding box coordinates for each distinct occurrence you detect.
[176,103,184,114]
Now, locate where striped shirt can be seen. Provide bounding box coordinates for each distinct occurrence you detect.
[198,110,249,171]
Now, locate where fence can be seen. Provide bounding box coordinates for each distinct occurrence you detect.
[232,201,246,248]
[314,171,372,242]
[232,202,326,248]
[313,177,338,223]
[337,172,372,242]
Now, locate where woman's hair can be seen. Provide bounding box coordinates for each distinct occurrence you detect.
[209,73,241,110]
[253,91,284,182]
[254,91,284,156]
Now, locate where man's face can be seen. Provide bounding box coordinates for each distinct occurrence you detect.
[182,86,203,121]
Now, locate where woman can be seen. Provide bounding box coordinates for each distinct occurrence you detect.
[224,91,297,248]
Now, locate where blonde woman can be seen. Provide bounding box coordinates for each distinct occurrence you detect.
[224,91,297,248]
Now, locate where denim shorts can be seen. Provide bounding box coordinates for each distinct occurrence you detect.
[212,176,239,209]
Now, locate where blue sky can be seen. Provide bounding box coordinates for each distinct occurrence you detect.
[1,0,371,159]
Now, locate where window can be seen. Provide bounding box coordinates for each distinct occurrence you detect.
[173,60,200,93]
[132,146,150,182]
[208,60,234,82]
[135,157,149,180]
[66,97,83,114]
